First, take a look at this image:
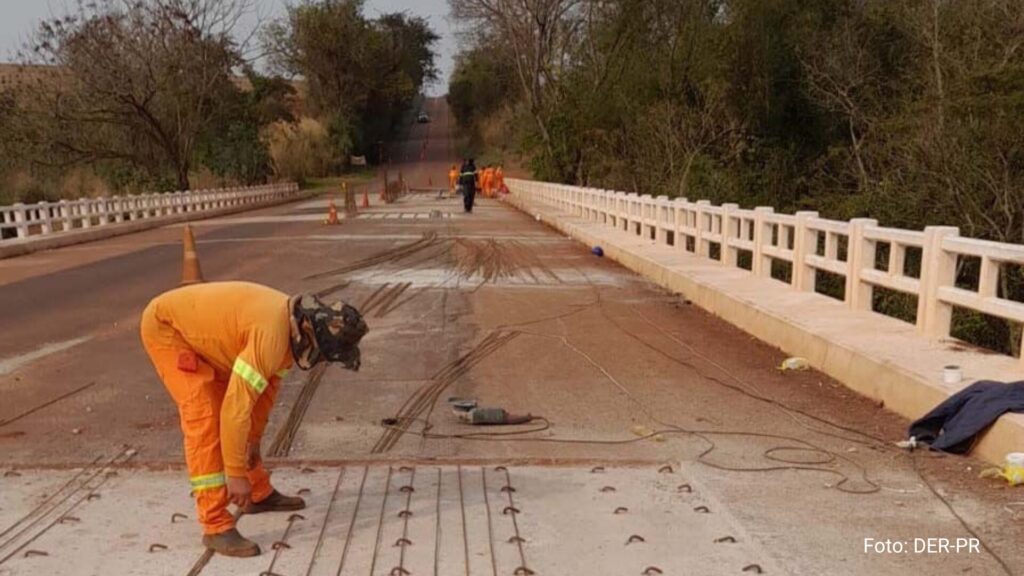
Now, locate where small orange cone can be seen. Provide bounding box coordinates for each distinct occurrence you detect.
[362,189,370,209]
[181,224,204,285]
[325,196,340,225]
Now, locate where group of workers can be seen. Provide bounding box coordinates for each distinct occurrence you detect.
[447,160,507,214]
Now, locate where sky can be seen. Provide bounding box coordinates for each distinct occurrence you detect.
[0,0,457,96]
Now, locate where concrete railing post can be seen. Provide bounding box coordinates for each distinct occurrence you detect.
[655,196,669,244]
[917,226,960,338]
[846,218,878,311]
[721,203,739,266]
[38,201,53,235]
[97,198,110,224]
[81,200,93,229]
[695,200,711,258]
[12,203,27,237]
[792,211,819,291]
[752,207,774,276]
[59,200,71,232]
[672,199,685,250]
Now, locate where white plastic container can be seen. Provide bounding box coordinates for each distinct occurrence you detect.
[942,365,962,385]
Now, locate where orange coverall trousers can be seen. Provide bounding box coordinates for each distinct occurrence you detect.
[140,310,275,535]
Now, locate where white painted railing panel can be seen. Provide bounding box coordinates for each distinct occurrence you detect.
[507,178,1024,365]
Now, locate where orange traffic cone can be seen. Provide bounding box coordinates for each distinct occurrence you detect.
[325,196,340,225]
[362,189,370,209]
[181,224,204,285]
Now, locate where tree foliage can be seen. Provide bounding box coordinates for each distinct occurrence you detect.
[452,0,1024,353]
[12,0,261,190]
[264,0,439,163]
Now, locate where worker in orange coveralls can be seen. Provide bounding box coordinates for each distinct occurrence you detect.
[495,165,506,195]
[481,166,494,198]
[448,164,459,197]
[140,282,368,557]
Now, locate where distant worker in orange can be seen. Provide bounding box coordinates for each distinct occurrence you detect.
[140,282,368,557]
[481,165,495,198]
[448,164,459,197]
[495,165,506,194]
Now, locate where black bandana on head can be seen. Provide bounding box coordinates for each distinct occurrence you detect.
[290,294,369,371]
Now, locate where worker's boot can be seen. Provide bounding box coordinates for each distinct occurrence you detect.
[243,490,306,515]
[202,528,261,557]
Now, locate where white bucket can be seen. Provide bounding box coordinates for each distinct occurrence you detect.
[942,365,962,385]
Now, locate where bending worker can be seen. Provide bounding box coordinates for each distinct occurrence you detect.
[140,282,368,557]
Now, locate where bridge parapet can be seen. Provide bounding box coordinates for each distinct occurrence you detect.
[509,178,1024,366]
[0,183,300,243]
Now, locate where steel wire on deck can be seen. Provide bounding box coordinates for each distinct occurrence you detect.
[433,468,443,576]
[0,381,96,428]
[498,468,531,575]
[333,466,369,576]
[392,468,417,576]
[303,233,440,281]
[481,468,499,576]
[262,512,305,576]
[0,455,103,542]
[367,466,394,576]
[371,331,520,454]
[303,467,346,576]
[0,446,137,566]
[456,466,470,576]
[269,362,328,458]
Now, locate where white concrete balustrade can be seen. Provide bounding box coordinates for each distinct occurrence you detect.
[509,178,1024,365]
[0,183,299,242]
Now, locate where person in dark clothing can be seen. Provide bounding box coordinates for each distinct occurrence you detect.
[458,159,479,213]
[907,380,1024,454]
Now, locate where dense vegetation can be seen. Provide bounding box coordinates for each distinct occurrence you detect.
[449,0,1024,354]
[0,0,437,200]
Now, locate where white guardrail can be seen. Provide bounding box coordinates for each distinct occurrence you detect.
[508,178,1024,364]
[0,183,300,242]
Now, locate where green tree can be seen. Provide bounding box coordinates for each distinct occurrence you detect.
[16,0,254,190]
[264,0,438,164]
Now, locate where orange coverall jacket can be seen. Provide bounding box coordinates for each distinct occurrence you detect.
[448,167,459,190]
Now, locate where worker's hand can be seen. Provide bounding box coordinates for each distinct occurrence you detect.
[246,440,262,469]
[226,476,252,508]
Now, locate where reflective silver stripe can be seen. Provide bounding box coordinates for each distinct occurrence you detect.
[190,472,226,491]
[232,358,268,394]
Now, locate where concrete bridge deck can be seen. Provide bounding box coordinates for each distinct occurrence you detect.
[0,99,1020,575]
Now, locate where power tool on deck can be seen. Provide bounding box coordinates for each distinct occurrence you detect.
[448,397,535,425]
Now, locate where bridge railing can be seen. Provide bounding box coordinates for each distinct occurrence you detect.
[508,178,1024,364]
[0,183,300,242]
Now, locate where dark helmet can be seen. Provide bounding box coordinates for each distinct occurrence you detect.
[289,294,369,371]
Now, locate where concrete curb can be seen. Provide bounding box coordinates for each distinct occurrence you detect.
[507,196,1024,466]
[0,191,317,260]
